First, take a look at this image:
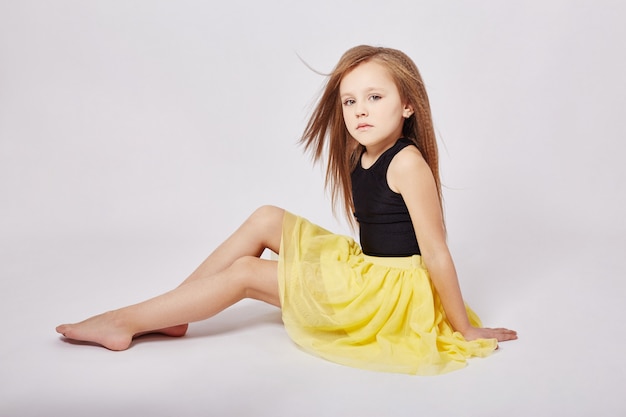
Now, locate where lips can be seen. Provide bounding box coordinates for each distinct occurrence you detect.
[356,123,372,131]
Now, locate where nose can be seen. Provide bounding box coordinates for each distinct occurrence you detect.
[354,102,367,117]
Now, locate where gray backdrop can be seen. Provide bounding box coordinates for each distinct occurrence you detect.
[1,1,625,416]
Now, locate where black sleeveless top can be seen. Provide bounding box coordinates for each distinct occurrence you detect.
[351,138,421,257]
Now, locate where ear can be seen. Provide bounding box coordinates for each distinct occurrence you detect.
[402,105,414,118]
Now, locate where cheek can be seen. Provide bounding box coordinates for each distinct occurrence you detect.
[342,108,351,125]
[389,104,406,120]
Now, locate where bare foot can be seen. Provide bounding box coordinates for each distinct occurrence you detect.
[56,313,189,350]
[136,324,189,339]
[56,311,135,351]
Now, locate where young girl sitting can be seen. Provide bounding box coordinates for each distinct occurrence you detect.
[57,45,517,375]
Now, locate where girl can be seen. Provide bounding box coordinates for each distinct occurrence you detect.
[56,45,517,375]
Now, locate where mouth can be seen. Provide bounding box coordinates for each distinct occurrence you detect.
[356,123,372,131]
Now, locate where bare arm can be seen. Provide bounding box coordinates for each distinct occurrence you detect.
[388,147,517,342]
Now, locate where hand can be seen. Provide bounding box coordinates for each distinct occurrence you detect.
[461,326,518,342]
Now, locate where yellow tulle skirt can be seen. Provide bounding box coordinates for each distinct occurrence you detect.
[277,212,497,375]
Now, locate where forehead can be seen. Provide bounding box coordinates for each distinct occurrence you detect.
[339,60,396,94]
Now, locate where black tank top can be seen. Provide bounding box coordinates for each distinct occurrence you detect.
[351,138,421,257]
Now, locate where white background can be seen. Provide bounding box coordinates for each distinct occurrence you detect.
[1,1,625,416]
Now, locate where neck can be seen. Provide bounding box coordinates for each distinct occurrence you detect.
[361,137,401,168]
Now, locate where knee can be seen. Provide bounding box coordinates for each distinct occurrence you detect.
[248,205,284,229]
[251,205,284,219]
[230,255,258,274]
[229,256,261,294]
[229,255,278,304]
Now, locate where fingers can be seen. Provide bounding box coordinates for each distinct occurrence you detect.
[490,327,518,342]
[461,326,518,343]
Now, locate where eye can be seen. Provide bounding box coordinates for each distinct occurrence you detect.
[343,98,356,106]
[369,95,382,102]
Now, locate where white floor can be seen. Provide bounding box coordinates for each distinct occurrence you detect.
[1,229,624,417]
[2,2,625,416]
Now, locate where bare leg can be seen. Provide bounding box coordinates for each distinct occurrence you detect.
[178,205,284,283]
[146,205,285,336]
[56,206,285,350]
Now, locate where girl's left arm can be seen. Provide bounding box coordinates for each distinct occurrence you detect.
[389,147,517,342]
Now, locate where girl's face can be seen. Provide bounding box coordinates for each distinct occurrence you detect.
[339,60,412,152]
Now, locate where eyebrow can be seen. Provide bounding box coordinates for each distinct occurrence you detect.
[339,86,387,98]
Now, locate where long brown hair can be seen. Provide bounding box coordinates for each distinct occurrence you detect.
[300,45,441,226]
